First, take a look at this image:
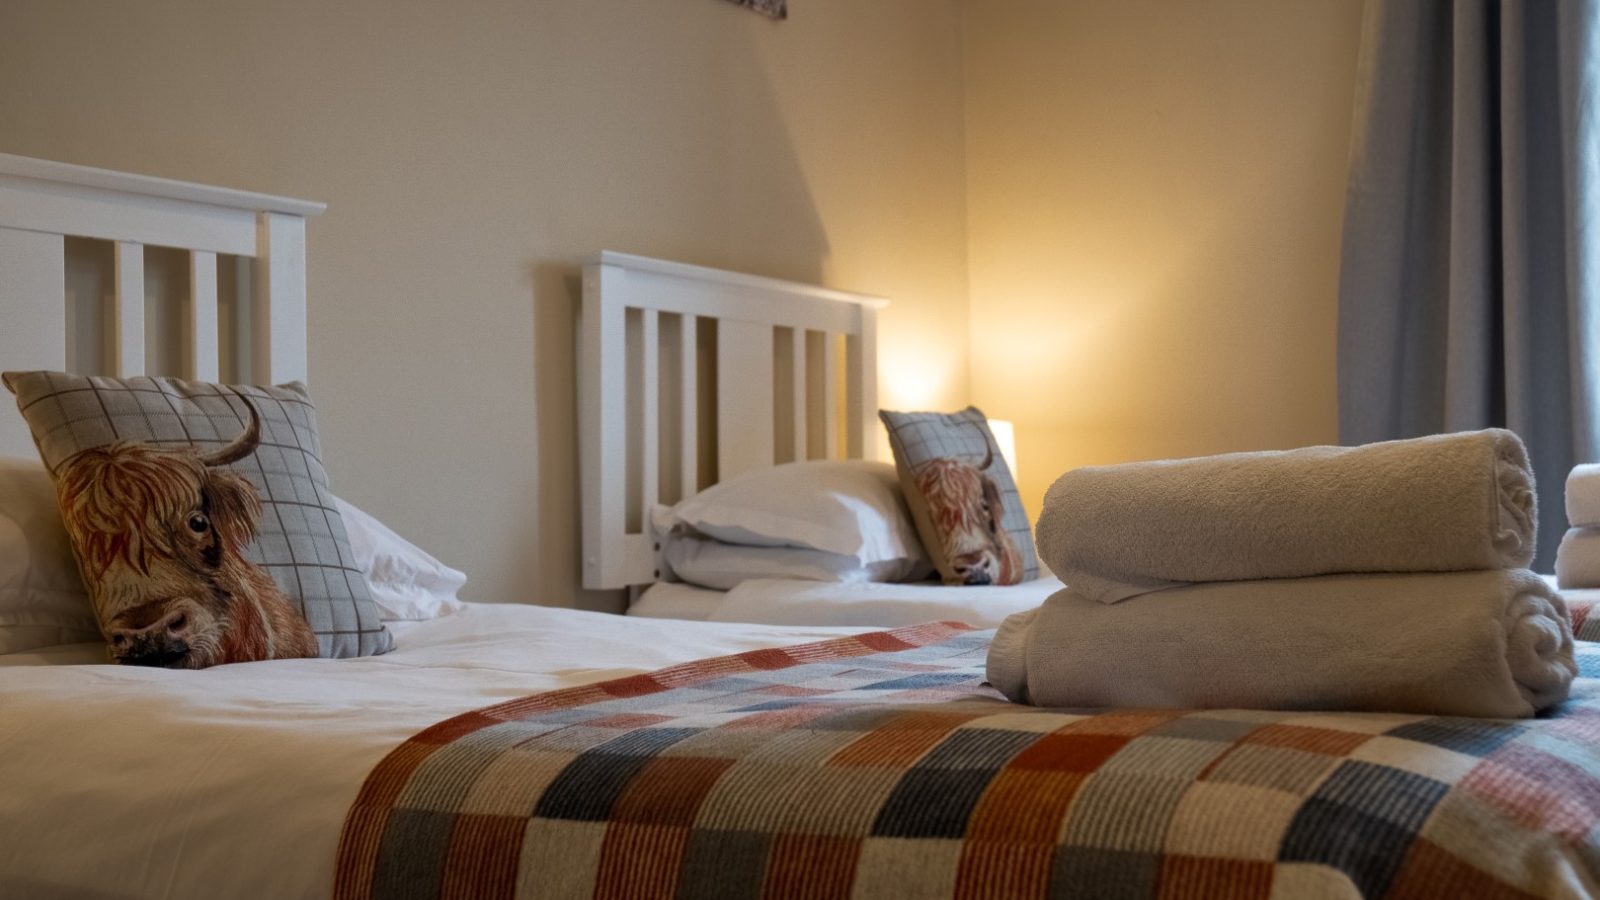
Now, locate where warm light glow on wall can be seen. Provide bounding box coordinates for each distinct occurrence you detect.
[877,347,960,412]
[988,418,1019,480]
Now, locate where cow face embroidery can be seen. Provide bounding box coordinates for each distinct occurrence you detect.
[913,441,1025,586]
[53,399,319,668]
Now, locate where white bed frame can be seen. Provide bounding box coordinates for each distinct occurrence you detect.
[579,252,886,591]
[0,152,322,458]
[0,156,881,597]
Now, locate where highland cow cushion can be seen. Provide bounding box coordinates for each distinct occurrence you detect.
[1,372,393,660]
[879,406,1038,585]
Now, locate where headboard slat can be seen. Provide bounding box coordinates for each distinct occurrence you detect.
[640,308,661,526]
[679,314,700,498]
[253,212,309,384]
[846,318,878,458]
[580,264,645,590]
[188,251,220,381]
[717,320,777,481]
[0,228,66,457]
[819,332,839,460]
[789,327,807,462]
[113,242,146,376]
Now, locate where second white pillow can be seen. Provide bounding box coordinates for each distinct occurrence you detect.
[660,460,925,565]
[0,457,100,654]
[664,533,932,591]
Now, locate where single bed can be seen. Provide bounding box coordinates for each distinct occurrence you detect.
[0,154,911,896]
[10,600,1600,899]
[0,605,879,898]
[6,156,1600,900]
[575,249,1063,628]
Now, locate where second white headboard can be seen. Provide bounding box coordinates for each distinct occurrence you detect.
[578,251,886,591]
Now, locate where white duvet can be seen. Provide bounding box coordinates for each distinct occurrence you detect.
[0,604,874,900]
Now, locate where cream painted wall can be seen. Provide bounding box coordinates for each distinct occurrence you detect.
[0,0,970,609]
[1,1,1369,602]
[963,0,1365,516]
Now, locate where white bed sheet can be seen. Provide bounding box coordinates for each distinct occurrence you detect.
[630,576,1062,628]
[0,603,875,899]
[0,639,106,666]
[627,580,726,621]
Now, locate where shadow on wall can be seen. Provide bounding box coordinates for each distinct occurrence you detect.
[526,39,832,613]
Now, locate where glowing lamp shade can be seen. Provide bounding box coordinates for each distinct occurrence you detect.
[988,419,1019,481]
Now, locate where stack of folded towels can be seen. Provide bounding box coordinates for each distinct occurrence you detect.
[1557,464,1600,589]
[986,429,1577,718]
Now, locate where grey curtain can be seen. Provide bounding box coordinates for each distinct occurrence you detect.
[1339,0,1600,571]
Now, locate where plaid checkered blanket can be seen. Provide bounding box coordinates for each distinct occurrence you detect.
[336,621,1600,899]
[1573,597,1600,643]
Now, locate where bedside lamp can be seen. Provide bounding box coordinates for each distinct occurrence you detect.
[989,419,1019,480]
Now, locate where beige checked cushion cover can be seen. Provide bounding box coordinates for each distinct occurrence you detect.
[879,406,1038,585]
[2,372,393,659]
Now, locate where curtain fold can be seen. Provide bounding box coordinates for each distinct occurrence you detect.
[1339,0,1600,571]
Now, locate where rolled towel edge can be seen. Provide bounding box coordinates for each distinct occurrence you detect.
[985,608,1036,703]
[1506,587,1577,713]
[1493,453,1536,568]
[1556,528,1600,589]
[1566,464,1600,528]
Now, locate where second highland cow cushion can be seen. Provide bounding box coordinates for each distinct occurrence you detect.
[2,372,393,659]
[879,406,1039,586]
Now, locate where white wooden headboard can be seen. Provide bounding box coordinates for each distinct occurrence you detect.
[0,153,323,458]
[579,251,886,590]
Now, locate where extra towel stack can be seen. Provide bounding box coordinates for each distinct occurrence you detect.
[987,430,1577,718]
[1557,464,1600,589]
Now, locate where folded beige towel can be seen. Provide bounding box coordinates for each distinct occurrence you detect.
[1556,528,1600,588]
[1568,464,1600,528]
[1037,429,1536,604]
[985,570,1574,718]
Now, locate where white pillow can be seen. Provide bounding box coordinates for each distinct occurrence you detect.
[0,458,463,655]
[663,533,932,591]
[335,498,466,620]
[0,457,100,653]
[660,460,925,564]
